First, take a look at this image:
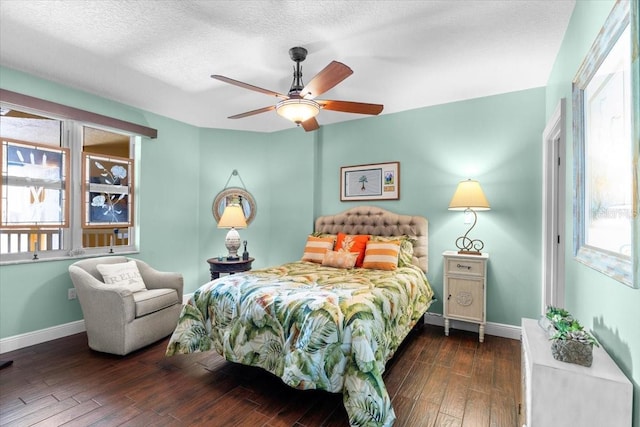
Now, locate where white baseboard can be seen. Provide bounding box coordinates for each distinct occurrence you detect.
[1,294,195,354]
[423,312,522,341]
[1,299,519,354]
[0,320,86,354]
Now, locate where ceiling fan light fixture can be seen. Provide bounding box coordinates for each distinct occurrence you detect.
[276,98,320,124]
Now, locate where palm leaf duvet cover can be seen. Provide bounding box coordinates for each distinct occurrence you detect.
[166,261,434,426]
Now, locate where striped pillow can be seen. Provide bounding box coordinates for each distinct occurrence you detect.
[322,250,358,269]
[301,236,335,263]
[362,240,401,270]
[371,235,415,267]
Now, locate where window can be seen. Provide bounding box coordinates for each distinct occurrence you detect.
[0,107,139,263]
[572,0,639,288]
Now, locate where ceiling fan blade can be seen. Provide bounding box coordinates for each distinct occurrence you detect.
[212,75,288,99]
[318,100,384,115]
[301,117,320,132]
[228,105,276,119]
[301,61,353,99]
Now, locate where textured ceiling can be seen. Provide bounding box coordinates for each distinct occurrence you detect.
[0,0,576,133]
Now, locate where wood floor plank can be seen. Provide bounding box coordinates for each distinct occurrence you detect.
[0,325,521,427]
[461,389,491,427]
[439,373,470,419]
[489,389,517,427]
[435,412,463,427]
[420,364,452,406]
[60,396,136,426]
[30,399,101,427]
[403,398,440,427]
[451,347,475,377]
[469,355,494,394]
[435,337,460,368]
[2,397,78,427]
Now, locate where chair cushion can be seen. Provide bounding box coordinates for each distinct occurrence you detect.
[96,260,146,293]
[133,288,180,317]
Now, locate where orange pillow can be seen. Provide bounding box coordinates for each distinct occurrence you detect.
[322,250,358,269]
[335,233,370,267]
[362,240,401,270]
[301,236,335,264]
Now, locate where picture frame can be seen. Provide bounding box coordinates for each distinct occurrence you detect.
[572,0,639,288]
[340,161,399,201]
[82,153,134,228]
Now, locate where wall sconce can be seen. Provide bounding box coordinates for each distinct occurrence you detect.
[448,179,491,255]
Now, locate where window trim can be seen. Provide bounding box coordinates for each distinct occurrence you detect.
[0,99,144,264]
[0,89,157,139]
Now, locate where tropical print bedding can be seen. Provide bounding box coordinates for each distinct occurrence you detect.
[166,261,434,427]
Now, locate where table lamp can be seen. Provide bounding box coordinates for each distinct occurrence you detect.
[217,202,247,260]
[448,179,490,255]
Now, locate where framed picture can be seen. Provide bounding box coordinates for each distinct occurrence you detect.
[82,153,134,228]
[340,162,399,201]
[572,0,639,288]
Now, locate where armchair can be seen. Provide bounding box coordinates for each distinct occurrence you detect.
[69,256,183,355]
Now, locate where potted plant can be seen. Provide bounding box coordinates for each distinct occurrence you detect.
[545,306,599,367]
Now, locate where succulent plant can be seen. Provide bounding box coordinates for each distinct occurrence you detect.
[545,306,599,347]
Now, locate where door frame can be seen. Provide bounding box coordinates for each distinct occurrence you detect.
[541,98,566,313]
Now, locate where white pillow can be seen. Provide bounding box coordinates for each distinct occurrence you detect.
[96,260,147,293]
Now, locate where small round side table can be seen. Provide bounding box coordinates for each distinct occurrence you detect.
[206,257,254,281]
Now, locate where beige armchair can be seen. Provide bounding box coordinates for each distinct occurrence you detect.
[69,256,183,355]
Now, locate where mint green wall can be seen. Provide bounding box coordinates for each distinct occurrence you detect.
[0,66,204,337]
[546,1,640,424]
[316,88,546,322]
[196,127,316,285]
[0,65,545,338]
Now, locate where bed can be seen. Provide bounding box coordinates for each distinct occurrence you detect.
[166,206,434,426]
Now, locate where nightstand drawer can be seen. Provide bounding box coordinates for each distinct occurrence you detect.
[445,257,485,276]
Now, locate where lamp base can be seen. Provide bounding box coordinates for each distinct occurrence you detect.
[458,250,483,256]
[225,228,241,260]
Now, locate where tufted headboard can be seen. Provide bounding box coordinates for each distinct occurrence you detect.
[314,206,428,273]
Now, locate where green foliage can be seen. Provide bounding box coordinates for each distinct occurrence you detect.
[545,306,599,347]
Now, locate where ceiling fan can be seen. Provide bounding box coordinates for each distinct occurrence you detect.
[211,47,384,132]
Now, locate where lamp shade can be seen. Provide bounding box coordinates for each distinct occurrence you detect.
[217,204,247,229]
[276,98,320,124]
[448,179,490,211]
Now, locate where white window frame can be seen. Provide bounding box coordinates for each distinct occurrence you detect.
[0,104,141,264]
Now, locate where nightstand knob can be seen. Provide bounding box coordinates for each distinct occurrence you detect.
[448,294,451,300]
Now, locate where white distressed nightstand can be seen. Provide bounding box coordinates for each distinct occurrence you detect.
[442,250,489,342]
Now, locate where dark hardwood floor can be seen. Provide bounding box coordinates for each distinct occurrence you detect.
[0,324,521,426]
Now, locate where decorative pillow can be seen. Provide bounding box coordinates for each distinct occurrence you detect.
[96,260,146,292]
[362,240,401,271]
[322,250,358,269]
[311,232,337,240]
[301,236,335,264]
[335,232,370,267]
[371,235,415,267]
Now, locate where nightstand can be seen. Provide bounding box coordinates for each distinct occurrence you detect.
[442,250,489,342]
[206,257,254,281]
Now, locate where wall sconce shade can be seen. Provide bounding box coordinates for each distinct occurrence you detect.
[448,179,491,255]
[218,203,247,260]
[276,98,320,124]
